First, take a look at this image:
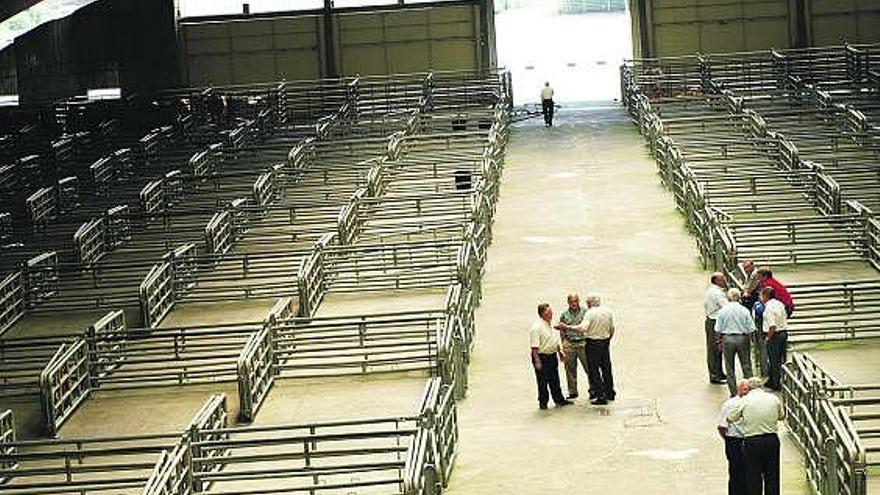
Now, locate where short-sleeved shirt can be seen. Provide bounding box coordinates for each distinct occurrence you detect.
[762,299,788,333]
[718,396,745,438]
[579,306,614,340]
[704,285,727,319]
[715,302,756,336]
[728,389,782,437]
[541,87,554,101]
[529,318,561,354]
[559,306,587,342]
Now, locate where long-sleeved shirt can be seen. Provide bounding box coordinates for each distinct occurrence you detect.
[715,301,757,335]
[704,285,727,319]
[728,388,783,436]
[759,276,794,310]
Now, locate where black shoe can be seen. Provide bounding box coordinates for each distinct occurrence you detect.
[590,398,608,405]
[567,393,579,400]
[710,378,727,384]
[539,403,548,410]
[556,400,573,407]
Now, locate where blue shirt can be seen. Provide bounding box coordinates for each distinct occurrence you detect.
[714,301,756,335]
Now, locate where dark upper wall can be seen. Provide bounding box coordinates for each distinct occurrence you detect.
[630,0,880,58]
[8,0,179,105]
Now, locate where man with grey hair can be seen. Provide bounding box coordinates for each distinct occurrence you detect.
[715,288,756,397]
[558,293,590,400]
[718,378,750,495]
[557,292,615,405]
[728,376,783,495]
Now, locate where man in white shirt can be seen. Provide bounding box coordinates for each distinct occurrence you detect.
[760,286,788,391]
[718,379,749,495]
[704,272,729,384]
[728,377,783,495]
[556,293,615,405]
[529,303,572,409]
[540,82,555,127]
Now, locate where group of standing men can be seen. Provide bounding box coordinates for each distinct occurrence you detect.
[704,261,795,396]
[708,260,794,495]
[528,293,615,409]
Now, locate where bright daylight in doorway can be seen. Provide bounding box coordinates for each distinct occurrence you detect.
[496,0,633,104]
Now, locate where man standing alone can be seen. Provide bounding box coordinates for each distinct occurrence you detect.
[540,82,555,127]
[558,294,590,400]
[704,272,729,384]
[530,303,572,409]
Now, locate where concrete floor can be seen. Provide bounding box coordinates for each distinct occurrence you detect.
[445,105,811,493]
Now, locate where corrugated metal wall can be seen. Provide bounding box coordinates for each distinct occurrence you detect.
[180,3,486,86]
[182,14,323,87]
[632,0,879,58]
[336,5,480,75]
[807,0,880,46]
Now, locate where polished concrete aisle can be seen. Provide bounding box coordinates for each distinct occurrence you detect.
[446,105,810,493]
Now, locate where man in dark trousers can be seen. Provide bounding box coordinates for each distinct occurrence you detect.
[718,379,750,495]
[541,82,555,126]
[728,377,783,495]
[556,293,616,405]
[529,303,572,409]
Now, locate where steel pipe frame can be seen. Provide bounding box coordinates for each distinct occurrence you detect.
[782,353,871,495]
[0,69,508,492]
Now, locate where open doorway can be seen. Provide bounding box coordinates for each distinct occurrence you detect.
[495,0,632,105]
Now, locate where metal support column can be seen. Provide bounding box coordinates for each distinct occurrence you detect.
[323,0,338,78]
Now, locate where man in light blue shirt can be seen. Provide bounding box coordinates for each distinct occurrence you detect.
[715,288,756,397]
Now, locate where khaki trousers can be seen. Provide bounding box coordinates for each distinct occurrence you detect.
[562,340,589,396]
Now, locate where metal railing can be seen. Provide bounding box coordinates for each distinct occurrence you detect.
[39,338,92,437]
[782,353,870,495]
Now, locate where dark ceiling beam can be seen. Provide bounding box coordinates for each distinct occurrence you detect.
[0,0,45,24]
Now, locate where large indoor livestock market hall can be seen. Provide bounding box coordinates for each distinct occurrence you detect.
[0,0,877,493]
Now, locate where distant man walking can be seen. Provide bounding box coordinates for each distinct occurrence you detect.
[540,82,555,127]
[529,303,572,409]
[728,377,783,495]
[704,272,729,384]
[715,288,756,397]
[558,294,590,400]
[557,293,615,405]
[718,379,750,495]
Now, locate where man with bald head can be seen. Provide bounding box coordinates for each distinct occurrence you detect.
[704,272,729,384]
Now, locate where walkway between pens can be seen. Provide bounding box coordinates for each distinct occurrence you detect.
[445,103,810,494]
